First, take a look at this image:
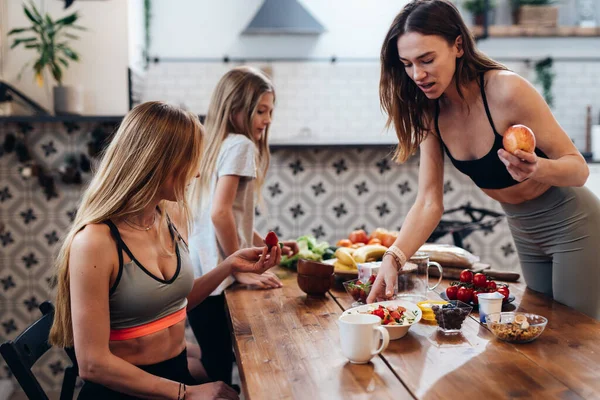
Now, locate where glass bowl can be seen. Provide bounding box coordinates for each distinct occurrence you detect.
[431,300,473,333]
[485,312,547,343]
[343,278,372,307]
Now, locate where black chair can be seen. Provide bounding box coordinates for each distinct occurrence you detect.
[0,301,78,400]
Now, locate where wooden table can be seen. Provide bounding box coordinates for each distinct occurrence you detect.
[226,268,600,399]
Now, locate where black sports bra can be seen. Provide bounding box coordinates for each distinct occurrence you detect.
[434,73,548,190]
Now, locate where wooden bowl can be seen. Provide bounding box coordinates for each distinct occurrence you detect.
[297,273,333,296]
[297,259,334,278]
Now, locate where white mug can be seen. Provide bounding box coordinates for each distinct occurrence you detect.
[338,313,390,364]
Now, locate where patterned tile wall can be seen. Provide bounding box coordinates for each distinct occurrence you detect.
[0,123,521,391]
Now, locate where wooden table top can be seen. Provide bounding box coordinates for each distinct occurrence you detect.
[226,268,600,400]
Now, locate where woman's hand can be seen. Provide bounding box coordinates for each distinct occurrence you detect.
[497,149,539,182]
[366,255,398,303]
[233,270,282,289]
[281,240,299,257]
[226,246,281,275]
[187,381,239,399]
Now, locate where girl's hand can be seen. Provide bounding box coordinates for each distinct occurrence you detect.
[366,255,398,303]
[226,245,281,275]
[233,270,282,289]
[281,240,299,257]
[497,149,539,182]
[186,381,239,399]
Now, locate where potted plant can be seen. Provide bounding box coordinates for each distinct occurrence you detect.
[464,0,496,26]
[8,2,85,114]
[511,0,558,27]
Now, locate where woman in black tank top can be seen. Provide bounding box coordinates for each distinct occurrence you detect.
[368,0,600,320]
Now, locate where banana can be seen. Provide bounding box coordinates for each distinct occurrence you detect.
[334,247,358,269]
[352,244,388,264]
[334,261,357,271]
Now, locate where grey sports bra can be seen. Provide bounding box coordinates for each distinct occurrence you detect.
[103,214,194,330]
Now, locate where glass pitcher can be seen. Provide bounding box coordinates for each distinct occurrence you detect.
[396,251,443,303]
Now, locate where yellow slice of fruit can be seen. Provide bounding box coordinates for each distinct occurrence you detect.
[514,314,527,324]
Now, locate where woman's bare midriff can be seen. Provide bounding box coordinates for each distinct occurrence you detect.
[482,179,552,204]
[109,319,187,366]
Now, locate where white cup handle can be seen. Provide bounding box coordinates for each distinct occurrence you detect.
[372,326,390,357]
[428,261,443,291]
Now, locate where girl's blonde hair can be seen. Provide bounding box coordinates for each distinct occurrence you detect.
[191,66,274,210]
[49,101,204,347]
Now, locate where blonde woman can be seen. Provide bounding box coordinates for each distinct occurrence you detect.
[187,66,298,386]
[49,101,281,399]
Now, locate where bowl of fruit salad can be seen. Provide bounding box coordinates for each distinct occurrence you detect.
[343,276,375,307]
[342,299,422,340]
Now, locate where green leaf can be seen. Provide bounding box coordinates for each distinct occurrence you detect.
[61,47,79,61]
[10,38,36,49]
[56,13,78,26]
[25,43,41,49]
[62,33,80,40]
[45,14,53,27]
[59,58,69,67]
[51,62,62,83]
[23,5,41,25]
[7,27,32,35]
[71,25,87,31]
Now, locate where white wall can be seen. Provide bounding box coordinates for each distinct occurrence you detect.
[1,0,130,115]
[128,0,146,73]
[150,0,600,60]
[150,0,404,59]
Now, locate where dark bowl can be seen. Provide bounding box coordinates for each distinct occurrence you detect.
[297,273,333,295]
[297,259,334,278]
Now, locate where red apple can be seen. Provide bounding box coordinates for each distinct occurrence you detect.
[503,124,536,155]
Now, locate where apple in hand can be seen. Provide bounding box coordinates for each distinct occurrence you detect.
[503,124,536,155]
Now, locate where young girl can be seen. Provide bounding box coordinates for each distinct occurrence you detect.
[368,0,600,320]
[49,101,281,399]
[187,66,298,385]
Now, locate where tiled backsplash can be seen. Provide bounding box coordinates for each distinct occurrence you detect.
[0,120,521,390]
[142,61,600,149]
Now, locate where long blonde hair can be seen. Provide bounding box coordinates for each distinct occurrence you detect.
[49,101,204,347]
[191,66,274,210]
[380,0,507,163]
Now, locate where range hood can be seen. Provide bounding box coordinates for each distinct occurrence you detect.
[243,0,326,35]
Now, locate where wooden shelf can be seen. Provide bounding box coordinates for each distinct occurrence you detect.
[471,25,600,37]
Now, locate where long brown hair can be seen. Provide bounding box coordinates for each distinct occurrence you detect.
[380,0,507,163]
[49,102,204,347]
[190,66,274,211]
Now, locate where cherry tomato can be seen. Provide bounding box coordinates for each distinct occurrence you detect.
[473,273,487,288]
[460,270,474,284]
[457,286,473,303]
[336,239,353,247]
[472,290,481,305]
[497,286,510,301]
[486,280,497,291]
[446,285,459,300]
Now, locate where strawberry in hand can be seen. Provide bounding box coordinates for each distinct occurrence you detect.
[264,231,279,250]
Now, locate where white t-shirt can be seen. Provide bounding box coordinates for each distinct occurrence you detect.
[189,134,257,295]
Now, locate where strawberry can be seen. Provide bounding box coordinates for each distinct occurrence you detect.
[368,274,376,284]
[264,231,279,250]
[373,309,385,319]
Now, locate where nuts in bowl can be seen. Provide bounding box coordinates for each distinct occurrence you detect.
[485,312,547,343]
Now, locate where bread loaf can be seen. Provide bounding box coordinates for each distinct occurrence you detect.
[417,243,480,268]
